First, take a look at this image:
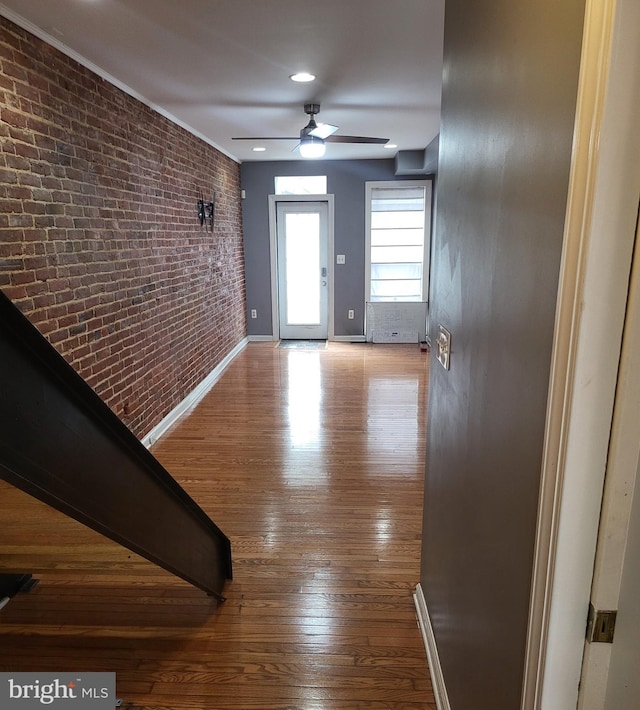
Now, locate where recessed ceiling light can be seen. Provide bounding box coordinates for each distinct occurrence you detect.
[290,72,316,83]
[384,143,398,149]
[252,147,266,152]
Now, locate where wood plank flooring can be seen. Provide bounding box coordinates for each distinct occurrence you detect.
[0,342,432,709]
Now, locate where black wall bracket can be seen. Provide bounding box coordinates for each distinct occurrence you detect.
[197,192,216,232]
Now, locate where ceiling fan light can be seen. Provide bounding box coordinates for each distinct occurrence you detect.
[299,136,326,158]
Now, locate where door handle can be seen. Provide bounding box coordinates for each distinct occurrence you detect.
[321,280,327,286]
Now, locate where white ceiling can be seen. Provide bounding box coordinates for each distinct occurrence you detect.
[0,0,444,163]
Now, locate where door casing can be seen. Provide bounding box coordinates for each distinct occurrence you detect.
[522,0,640,705]
[268,194,335,341]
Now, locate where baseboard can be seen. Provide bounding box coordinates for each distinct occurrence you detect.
[332,335,366,342]
[248,334,367,343]
[141,337,249,448]
[414,583,452,710]
[247,335,276,342]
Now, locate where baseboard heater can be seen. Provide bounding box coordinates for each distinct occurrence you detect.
[372,329,419,343]
[366,302,427,343]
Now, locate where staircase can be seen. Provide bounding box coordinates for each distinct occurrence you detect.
[0,291,231,600]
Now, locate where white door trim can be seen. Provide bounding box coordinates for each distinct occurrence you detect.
[522,0,640,706]
[580,208,640,709]
[276,201,329,339]
[268,194,335,341]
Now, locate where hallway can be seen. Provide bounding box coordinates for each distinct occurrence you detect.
[0,341,433,709]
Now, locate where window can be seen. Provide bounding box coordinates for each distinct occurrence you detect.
[365,181,431,302]
[275,175,327,195]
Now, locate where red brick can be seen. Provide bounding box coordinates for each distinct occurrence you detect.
[0,14,246,439]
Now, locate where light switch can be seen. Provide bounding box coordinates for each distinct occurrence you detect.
[336,254,346,264]
[436,324,451,370]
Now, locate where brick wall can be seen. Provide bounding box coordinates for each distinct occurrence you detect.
[0,17,246,439]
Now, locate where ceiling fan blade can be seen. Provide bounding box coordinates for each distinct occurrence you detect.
[231,136,299,141]
[325,135,389,144]
[309,123,339,139]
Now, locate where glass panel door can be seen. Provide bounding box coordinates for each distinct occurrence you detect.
[276,202,328,339]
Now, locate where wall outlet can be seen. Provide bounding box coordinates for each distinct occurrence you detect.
[337,254,346,264]
[348,309,355,320]
[250,309,257,319]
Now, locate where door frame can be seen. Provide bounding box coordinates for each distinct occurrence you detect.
[522,0,640,706]
[268,194,335,341]
[275,200,330,340]
[581,209,640,708]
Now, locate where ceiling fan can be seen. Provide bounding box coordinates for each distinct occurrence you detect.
[232,103,389,158]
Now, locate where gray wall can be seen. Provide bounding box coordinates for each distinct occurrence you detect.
[240,159,424,338]
[420,0,585,708]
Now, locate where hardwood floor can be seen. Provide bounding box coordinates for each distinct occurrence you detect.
[0,342,433,709]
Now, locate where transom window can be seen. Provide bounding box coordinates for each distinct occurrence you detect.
[275,175,327,195]
[365,181,431,302]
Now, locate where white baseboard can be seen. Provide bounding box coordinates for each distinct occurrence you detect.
[248,334,367,343]
[247,335,277,342]
[414,583,452,710]
[332,335,366,342]
[141,337,249,448]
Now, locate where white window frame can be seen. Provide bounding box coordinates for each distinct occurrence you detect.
[365,180,432,303]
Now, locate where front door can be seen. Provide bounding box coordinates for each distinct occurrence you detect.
[276,201,329,340]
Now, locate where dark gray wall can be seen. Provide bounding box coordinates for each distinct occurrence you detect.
[420,0,585,708]
[240,159,424,337]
